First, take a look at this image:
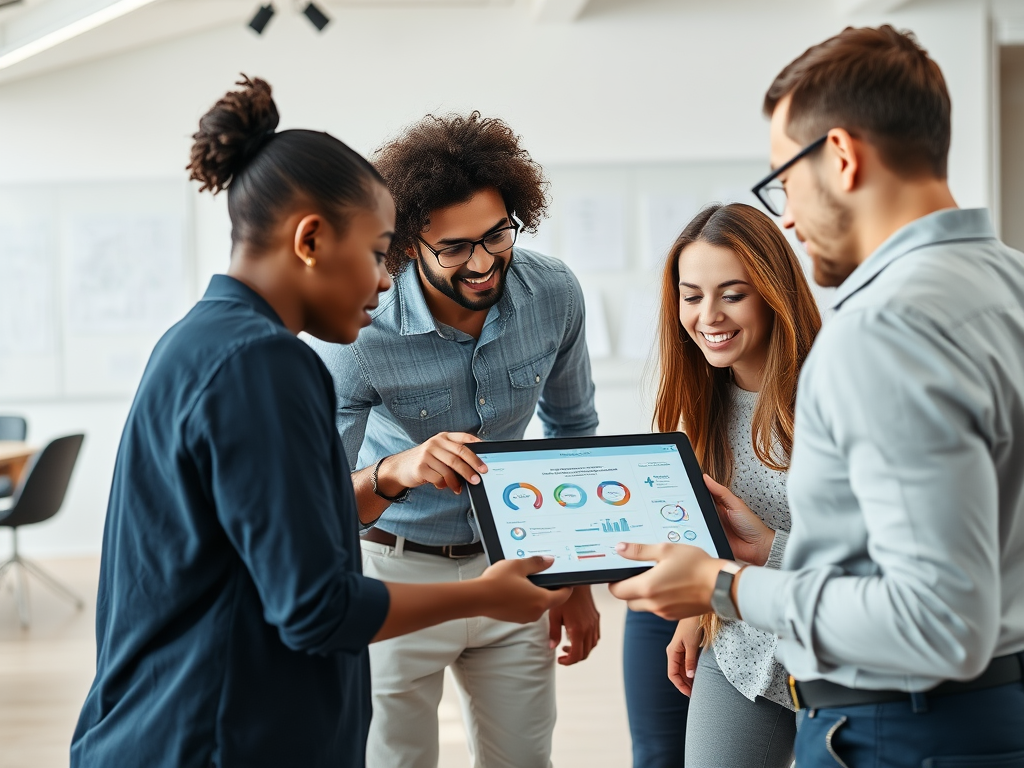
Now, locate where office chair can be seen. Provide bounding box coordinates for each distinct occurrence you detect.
[0,433,85,628]
[0,415,28,498]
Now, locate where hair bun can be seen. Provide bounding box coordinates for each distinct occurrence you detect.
[187,75,280,194]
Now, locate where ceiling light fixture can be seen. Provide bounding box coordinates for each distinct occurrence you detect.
[302,2,330,32]
[0,0,161,72]
[248,4,275,35]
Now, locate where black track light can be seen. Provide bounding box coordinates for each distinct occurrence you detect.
[249,4,275,35]
[302,2,330,32]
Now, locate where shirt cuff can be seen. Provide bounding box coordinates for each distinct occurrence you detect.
[765,529,789,570]
[736,565,795,636]
[322,574,391,655]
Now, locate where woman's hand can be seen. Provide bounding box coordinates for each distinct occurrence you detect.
[476,557,573,624]
[704,474,775,566]
[666,616,703,696]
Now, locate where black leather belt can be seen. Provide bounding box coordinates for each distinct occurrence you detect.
[361,527,484,559]
[790,653,1024,710]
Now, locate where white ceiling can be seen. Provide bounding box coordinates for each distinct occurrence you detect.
[0,0,563,83]
[3,0,1021,85]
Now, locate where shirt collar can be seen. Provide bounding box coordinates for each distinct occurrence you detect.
[395,263,441,336]
[201,274,285,327]
[830,208,996,310]
[393,248,533,337]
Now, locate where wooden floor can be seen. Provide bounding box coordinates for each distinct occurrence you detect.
[0,557,632,768]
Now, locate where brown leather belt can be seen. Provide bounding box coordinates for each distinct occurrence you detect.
[361,527,485,559]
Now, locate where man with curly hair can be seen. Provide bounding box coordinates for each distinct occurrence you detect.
[309,112,601,768]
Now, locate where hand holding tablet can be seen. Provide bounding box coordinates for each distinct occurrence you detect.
[466,433,734,588]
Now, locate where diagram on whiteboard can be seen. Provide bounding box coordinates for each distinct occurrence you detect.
[64,216,187,335]
[0,222,57,356]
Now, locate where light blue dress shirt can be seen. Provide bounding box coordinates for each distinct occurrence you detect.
[739,209,1024,691]
[309,248,599,546]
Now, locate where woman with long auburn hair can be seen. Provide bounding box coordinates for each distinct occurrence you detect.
[622,202,820,768]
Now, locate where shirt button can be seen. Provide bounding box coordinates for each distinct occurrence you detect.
[420,409,428,417]
[535,375,541,383]
[479,397,486,405]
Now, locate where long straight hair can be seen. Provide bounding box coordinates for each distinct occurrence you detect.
[655,203,820,481]
[654,203,821,642]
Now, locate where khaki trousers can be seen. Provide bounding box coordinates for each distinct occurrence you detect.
[361,539,556,768]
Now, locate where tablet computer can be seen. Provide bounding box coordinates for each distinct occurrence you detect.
[466,432,734,588]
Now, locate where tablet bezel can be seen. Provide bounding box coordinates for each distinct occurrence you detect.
[467,432,735,588]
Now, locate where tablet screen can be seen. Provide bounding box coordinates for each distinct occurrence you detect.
[474,441,722,576]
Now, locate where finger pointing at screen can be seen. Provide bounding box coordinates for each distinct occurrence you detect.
[608,542,726,621]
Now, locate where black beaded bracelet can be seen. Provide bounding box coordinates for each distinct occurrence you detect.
[370,456,410,503]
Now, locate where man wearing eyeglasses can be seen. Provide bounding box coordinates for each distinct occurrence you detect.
[308,112,600,768]
[609,25,1024,767]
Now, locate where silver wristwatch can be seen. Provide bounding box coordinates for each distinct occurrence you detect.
[710,567,742,621]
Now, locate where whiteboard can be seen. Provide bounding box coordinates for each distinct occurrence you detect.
[0,180,193,400]
[0,186,61,399]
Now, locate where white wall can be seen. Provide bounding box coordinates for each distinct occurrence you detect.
[0,0,995,556]
[1001,45,1024,251]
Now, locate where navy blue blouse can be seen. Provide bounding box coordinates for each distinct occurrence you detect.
[72,275,390,768]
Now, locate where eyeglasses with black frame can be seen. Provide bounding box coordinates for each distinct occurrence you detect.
[751,134,829,217]
[417,213,524,269]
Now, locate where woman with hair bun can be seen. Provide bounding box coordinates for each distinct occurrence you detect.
[70,76,568,768]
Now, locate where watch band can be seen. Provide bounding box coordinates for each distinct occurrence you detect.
[710,568,742,621]
[370,456,410,503]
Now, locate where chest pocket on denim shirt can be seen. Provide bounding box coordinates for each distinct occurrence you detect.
[390,388,454,441]
[508,348,557,411]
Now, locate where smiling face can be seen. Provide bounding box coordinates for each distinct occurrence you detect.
[770,95,857,287]
[413,186,513,313]
[677,240,773,391]
[304,182,396,344]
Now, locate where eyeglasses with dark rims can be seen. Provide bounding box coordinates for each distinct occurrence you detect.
[751,134,829,217]
[417,213,524,269]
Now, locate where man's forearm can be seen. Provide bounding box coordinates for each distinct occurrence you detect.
[352,464,394,525]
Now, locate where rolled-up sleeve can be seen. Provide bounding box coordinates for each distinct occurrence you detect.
[187,337,389,656]
[537,269,599,438]
[738,308,1000,685]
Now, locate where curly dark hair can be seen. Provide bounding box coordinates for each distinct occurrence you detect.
[373,112,550,275]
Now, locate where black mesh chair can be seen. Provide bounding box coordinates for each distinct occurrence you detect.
[0,415,28,498]
[0,433,85,627]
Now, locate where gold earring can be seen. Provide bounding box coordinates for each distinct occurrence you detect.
[305,256,316,268]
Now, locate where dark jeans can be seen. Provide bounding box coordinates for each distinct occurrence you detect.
[795,674,1024,767]
[623,609,690,768]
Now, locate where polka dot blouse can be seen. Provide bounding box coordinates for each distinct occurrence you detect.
[711,384,794,711]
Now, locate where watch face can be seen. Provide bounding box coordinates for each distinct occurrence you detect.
[711,570,739,620]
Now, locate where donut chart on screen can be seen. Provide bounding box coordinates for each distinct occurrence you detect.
[553,483,587,508]
[503,483,543,510]
[597,481,631,506]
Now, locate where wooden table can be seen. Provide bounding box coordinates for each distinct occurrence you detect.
[0,442,36,487]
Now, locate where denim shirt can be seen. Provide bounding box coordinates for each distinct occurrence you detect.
[309,248,599,545]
